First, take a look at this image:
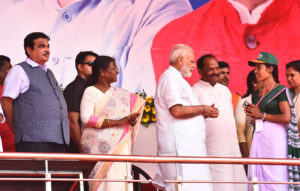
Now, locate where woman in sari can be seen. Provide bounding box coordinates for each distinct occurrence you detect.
[286,60,300,135]
[245,52,300,191]
[80,55,145,191]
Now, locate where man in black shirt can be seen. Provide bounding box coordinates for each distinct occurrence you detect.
[64,51,98,153]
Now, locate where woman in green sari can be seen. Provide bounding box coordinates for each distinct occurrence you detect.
[245,52,300,191]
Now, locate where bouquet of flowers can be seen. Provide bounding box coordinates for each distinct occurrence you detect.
[136,90,156,127]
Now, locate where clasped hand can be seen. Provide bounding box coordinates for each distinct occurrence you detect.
[244,104,261,119]
[204,104,219,118]
[121,112,140,126]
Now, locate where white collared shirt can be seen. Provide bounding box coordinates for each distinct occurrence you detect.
[227,0,273,24]
[192,80,240,155]
[2,58,48,99]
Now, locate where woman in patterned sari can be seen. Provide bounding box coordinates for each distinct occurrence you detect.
[80,55,145,191]
[245,52,300,191]
[286,60,300,136]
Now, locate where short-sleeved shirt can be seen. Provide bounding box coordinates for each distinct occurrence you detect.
[3,58,48,99]
[63,75,87,114]
[63,75,87,153]
[252,85,289,115]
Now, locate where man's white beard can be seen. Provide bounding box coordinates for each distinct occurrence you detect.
[180,64,192,77]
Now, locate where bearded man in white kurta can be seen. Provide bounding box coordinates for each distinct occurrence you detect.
[192,54,247,191]
[153,45,219,191]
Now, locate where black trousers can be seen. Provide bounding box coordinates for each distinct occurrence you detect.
[15,142,67,153]
[65,140,79,153]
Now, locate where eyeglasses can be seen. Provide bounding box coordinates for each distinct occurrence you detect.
[81,61,94,66]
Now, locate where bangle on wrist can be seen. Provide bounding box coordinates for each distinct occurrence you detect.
[107,119,110,128]
[258,112,266,120]
[258,112,263,119]
[202,105,205,115]
[262,112,266,120]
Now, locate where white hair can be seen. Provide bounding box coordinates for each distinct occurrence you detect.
[169,44,194,64]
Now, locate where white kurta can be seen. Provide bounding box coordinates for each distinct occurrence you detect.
[153,66,212,191]
[192,80,247,191]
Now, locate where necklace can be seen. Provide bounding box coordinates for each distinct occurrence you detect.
[257,82,277,107]
[264,82,277,94]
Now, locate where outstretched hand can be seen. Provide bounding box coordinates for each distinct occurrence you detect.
[204,104,219,118]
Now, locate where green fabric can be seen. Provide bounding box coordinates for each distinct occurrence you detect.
[253,85,300,190]
[252,85,288,114]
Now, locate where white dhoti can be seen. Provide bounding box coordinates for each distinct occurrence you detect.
[154,119,213,191]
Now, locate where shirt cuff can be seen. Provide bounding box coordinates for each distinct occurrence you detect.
[1,93,17,100]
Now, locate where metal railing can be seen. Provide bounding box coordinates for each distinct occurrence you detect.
[0,153,299,191]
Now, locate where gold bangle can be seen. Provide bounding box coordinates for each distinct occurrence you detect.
[107,119,110,128]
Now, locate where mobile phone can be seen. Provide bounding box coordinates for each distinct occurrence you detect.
[243,101,249,107]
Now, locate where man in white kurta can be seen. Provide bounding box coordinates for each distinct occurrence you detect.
[153,44,219,191]
[192,54,247,191]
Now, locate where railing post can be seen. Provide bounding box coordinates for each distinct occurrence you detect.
[250,164,259,191]
[175,163,183,191]
[45,160,52,191]
[79,172,84,191]
[251,176,259,191]
[125,162,133,191]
